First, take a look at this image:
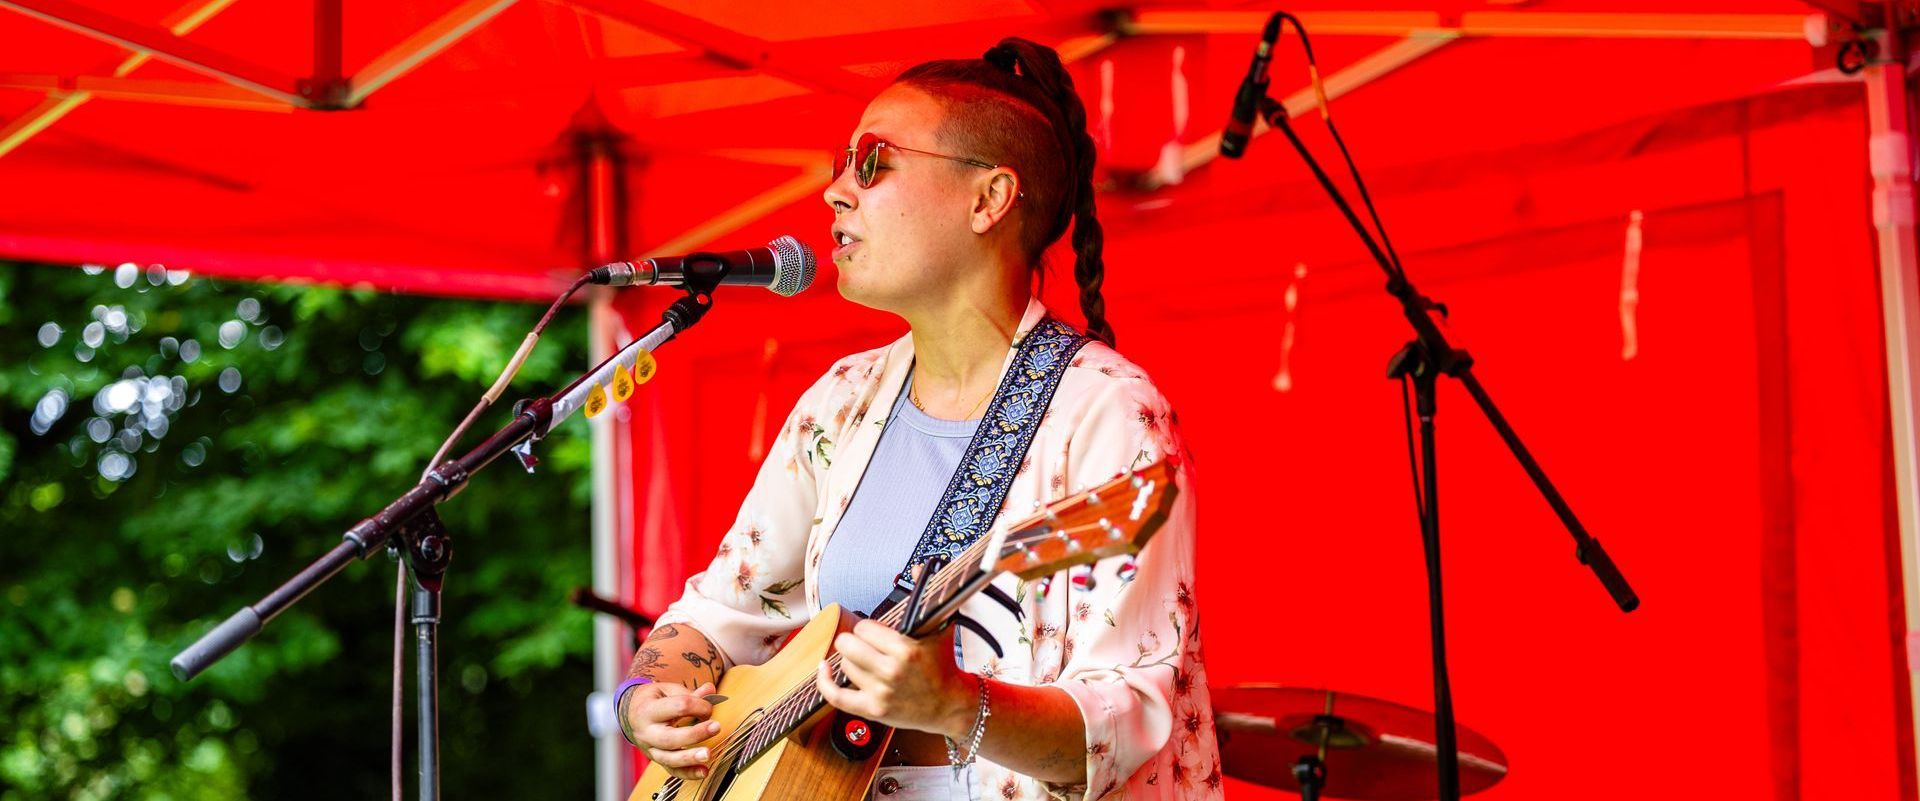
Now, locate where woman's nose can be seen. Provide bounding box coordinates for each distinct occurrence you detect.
[823,165,858,211]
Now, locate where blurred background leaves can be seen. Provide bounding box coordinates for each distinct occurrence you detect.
[0,261,599,799]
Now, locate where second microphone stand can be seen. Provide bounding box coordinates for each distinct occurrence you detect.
[1246,94,1640,801]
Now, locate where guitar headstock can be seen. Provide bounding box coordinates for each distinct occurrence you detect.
[991,459,1178,581]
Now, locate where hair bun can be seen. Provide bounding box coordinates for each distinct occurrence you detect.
[982,43,1020,74]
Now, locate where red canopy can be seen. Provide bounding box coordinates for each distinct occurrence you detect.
[5,2,1911,800]
[0,0,1830,296]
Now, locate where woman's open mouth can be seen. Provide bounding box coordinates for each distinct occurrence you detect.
[832,229,862,259]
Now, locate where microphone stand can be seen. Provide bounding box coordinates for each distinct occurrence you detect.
[1245,95,1640,801]
[170,280,722,801]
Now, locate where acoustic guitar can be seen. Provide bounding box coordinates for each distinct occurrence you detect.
[628,459,1179,801]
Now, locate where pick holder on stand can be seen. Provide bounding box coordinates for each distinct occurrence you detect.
[1235,53,1640,801]
[170,274,726,801]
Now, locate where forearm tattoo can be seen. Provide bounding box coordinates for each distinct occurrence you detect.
[1037,748,1076,772]
[625,623,723,687]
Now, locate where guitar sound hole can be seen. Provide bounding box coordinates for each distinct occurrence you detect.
[704,765,740,801]
[657,766,729,801]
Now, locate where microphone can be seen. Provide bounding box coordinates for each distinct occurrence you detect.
[1220,14,1284,159]
[589,235,815,297]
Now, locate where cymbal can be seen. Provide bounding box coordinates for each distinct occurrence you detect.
[1212,685,1509,800]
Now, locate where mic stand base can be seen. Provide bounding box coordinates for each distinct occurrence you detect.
[1292,754,1326,801]
[411,580,441,801]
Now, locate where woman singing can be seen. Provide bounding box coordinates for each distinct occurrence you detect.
[617,38,1217,801]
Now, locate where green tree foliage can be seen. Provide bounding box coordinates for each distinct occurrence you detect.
[0,262,601,799]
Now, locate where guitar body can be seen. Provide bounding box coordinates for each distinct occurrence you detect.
[628,605,893,801]
[624,461,1180,801]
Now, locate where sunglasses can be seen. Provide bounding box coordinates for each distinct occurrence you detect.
[833,131,1004,189]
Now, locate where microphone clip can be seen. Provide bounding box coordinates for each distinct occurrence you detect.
[1258,96,1289,126]
[660,283,715,335]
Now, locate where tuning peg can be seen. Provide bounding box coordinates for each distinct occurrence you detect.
[1129,481,1155,520]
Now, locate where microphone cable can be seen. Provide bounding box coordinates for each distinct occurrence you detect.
[1262,12,1424,515]
[1266,12,1408,285]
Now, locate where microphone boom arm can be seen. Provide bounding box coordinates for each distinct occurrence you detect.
[170,284,720,682]
[1251,94,1637,608]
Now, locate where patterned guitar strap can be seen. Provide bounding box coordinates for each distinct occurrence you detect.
[873,315,1090,652]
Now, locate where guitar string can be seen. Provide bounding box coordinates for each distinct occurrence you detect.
[698,507,1128,776]
[657,549,979,798]
[654,546,983,799]
[704,532,992,767]
[692,519,1116,779]
[654,473,1152,793]
[730,515,1100,749]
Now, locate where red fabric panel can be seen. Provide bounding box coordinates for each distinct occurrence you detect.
[614,85,1909,800]
[1750,89,1907,801]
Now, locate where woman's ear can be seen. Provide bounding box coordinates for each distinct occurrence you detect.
[969,169,1021,235]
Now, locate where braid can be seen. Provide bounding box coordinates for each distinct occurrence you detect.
[988,38,1116,347]
[1070,189,1114,348]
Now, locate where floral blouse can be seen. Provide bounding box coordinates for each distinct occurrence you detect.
[651,298,1220,801]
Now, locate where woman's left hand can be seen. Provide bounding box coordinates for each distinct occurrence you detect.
[815,619,974,738]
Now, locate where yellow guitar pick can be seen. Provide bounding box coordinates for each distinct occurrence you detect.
[634,351,658,385]
[611,363,635,402]
[584,382,609,418]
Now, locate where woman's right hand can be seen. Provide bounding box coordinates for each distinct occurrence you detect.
[624,681,723,780]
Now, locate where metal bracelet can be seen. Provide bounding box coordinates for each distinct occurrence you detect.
[945,675,992,776]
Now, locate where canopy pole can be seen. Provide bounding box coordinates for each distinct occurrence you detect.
[346,0,519,107]
[0,0,307,106]
[565,0,881,99]
[311,0,344,108]
[0,73,292,111]
[584,132,630,801]
[0,0,243,160]
[1865,26,1920,787]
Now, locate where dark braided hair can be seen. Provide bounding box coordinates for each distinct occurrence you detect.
[895,38,1116,347]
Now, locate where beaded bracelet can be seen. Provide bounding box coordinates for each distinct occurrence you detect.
[944,676,992,776]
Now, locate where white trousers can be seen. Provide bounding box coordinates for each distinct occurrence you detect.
[867,765,979,801]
